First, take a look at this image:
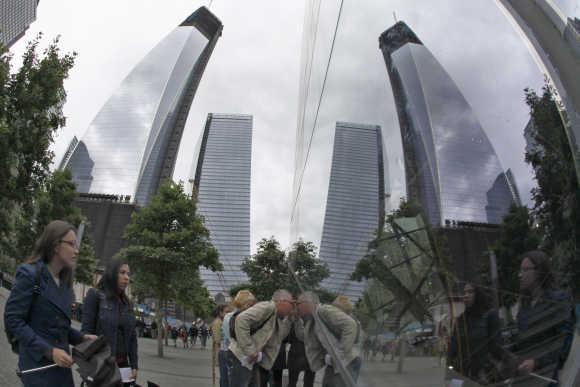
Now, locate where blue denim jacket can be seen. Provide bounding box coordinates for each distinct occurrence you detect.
[81,287,138,369]
[4,262,83,387]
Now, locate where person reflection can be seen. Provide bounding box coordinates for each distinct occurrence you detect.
[448,282,503,384]
[513,250,575,385]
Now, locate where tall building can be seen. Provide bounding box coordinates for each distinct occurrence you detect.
[189,114,252,297]
[319,122,384,299]
[0,0,39,48]
[63,7,222,265]
[379,21,517,226]
[66,7,223,206]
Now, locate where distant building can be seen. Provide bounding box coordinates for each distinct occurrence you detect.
[188,114,252,296]
[318,122,385,299]
[65,7,223,206]
[0,0,39,48]
[379,21,518,226]
[63,7,223,265]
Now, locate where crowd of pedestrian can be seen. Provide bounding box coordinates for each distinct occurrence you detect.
[207,288,363,387]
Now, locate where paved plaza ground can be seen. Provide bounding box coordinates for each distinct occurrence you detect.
[0,288,444,386]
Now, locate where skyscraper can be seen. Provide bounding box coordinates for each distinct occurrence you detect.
[319,122,384,299]
[66,7,223,205]
[0,0,39,48]
[189,114,252,296]
[379,21,517,226]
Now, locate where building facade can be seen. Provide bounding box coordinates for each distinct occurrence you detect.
[65,7,223,205]
[379,21,517,226]
[318,122,384,299]
[0,0,39,48]
[189,114,252,297]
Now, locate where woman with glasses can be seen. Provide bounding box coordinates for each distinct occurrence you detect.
[82,256,138,386]
[4,220,97,387]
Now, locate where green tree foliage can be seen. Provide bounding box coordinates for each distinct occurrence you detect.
[353,199,446,331]
[120,181,221,357]
[230,238,330,301]
[0,36,76,257]
[524,84,580,299]
[492,204,539,308]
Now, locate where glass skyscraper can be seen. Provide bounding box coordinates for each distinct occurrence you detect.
[379,21,517,226]
[319,122,384,299]
[189,114,252,297]
[0,0,39,48]
[65,7,223,205]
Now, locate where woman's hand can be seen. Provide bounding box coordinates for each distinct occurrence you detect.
[131,369,138,381]
[51,348,74,368]
[82,334,98,341]
[518,359,535,374]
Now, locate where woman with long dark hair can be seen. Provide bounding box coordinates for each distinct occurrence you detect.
[514,250,575,384]
[82,256,138,385]
[4,220,97,387]
[448,282,503,384]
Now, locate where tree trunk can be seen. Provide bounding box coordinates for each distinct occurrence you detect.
[157,298,164,358]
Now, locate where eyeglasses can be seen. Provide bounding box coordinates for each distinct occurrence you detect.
[519,266,535,274]
[60,240,77,248]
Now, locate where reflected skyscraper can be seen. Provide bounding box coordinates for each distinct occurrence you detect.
[66,7,223,205]
[319,122,385,299]
[379,21,517,226]
[189,114,252,296]
[0,0,39,48]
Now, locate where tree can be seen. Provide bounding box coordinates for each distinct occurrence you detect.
[0,35,76,258]
[120,181,221,357]
[492,204,539,308]
[230,238,330,301]
[524,84,580,300]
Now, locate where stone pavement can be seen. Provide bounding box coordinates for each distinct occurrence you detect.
[0,288,444,386]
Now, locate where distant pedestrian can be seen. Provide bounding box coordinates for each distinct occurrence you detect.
[296,291,362,387]
[171,326,178,347]
[200,322,209,349]
[179,325,189,348]
[82,256,139,385]
[151,320,158,339]
[190,322,199,346]
[228,289,294,387]
[4,220,97,387]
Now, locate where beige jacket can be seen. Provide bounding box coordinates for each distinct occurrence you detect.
[298,304,361,372]
[228,301,291,370]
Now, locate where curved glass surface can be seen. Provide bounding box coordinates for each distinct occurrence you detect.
[66,24,209,204]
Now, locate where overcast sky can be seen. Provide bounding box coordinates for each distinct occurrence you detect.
[10,0,551,252]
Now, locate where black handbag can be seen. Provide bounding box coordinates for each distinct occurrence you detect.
[73,335,122,387]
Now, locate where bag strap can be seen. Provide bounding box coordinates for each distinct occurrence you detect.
[25,261,42,323]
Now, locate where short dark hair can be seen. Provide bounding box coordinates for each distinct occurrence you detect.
[520,250,554,290]
[29,220,76,288]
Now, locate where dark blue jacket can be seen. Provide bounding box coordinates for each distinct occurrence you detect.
[4,262,83,387]
[81,287,138,369]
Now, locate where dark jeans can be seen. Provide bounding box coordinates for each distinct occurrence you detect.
[227,350,269,387]
[288,368,315,387]
[272,369,283,387]
[322,357,362,387]
[219,350,229,387]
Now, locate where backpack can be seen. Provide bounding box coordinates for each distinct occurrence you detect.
[230,310,274,341]
[4,261,42,354]
[72,335,122,387]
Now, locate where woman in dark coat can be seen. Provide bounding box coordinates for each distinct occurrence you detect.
[4,220,97,387]
[82,256,138,385]
[448,282,503,384]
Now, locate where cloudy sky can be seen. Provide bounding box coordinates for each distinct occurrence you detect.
[10,0,558,252]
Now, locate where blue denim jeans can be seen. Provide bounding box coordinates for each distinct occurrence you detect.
[219,350,229,387]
